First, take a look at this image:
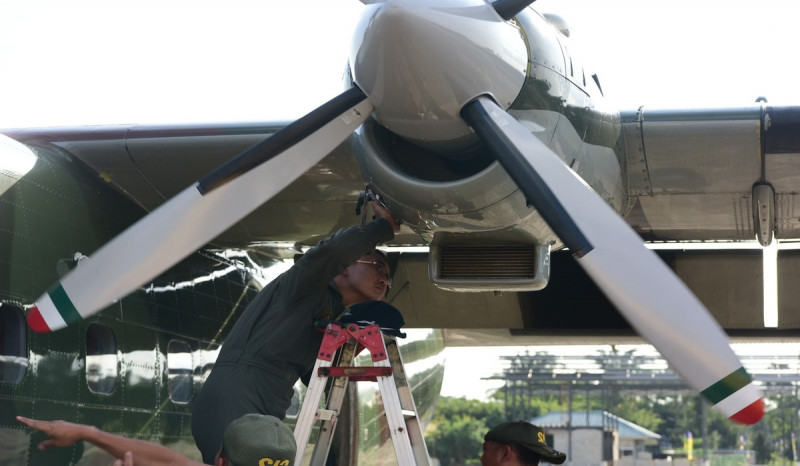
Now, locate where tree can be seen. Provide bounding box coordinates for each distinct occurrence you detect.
[751,431,770,464]
[426,415,486,466]
[614,396,664,433]
[491,384,570,420]
[434,397,504,427]
[425,397,504,466]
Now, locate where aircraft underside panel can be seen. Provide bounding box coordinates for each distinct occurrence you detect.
[395,250,799,346]
[622,108,760,241]
[777,250,800,328]
[764,106,800,238]
[622,106,800,242]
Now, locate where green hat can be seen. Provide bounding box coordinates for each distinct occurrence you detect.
[223,414,297,466]
[484,421,566,464]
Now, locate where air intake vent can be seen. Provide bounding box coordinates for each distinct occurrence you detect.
[430,243,551,291]
[439,245,536,278]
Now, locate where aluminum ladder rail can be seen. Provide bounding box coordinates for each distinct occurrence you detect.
[293,322,430,466]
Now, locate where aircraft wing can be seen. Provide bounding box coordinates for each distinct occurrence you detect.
[3,122,393,250]
[619,106,800,245]
[8,103,800,249]
[7,104,799,343]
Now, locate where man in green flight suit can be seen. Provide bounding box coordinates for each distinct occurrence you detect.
[191,203,400,463]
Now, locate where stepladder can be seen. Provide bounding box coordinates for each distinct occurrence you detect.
[293,321,431,466]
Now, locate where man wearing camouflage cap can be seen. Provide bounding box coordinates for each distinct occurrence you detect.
[481,421,567,466]
[18,413,296,466]
[220,413,296,466]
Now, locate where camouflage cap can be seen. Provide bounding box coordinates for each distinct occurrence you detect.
[485,421,566,464]
[223,414,296,466]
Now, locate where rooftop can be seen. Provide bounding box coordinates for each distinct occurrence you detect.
[530,410,661,440]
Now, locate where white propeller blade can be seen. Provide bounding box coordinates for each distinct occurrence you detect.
[461,96,764,425]
[28,88,373,333]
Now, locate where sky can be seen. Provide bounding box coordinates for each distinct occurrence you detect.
[3,0,800,399]
[2,0,799,128]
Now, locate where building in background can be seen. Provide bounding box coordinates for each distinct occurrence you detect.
[530,410,661,466]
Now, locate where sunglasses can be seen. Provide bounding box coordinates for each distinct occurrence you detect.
[355,259,392,285]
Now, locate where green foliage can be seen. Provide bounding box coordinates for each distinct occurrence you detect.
[751,432,770,465]
[425,397,504,466]
[425,391,797,466]
[426,415,486,466]
[644,395,750,450]
[520,395,567,418]
[434,397,505,427]
[614,396,663,432]
[709,453,750,466]
[491,386,568,420]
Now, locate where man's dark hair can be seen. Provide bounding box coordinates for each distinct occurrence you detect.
[369,249,388,263]
[512,444,543,466]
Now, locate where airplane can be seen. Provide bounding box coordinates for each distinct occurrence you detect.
[2,0,796,463]
[0,130,446,465]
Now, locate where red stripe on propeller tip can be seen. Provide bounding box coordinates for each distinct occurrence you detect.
[26,307,50,333]
[730,398,765,425]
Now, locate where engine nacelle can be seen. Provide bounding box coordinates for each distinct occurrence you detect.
[347,4,625,291]
[351,118,536,236]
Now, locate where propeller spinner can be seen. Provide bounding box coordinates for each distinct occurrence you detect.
[349,0,528,143]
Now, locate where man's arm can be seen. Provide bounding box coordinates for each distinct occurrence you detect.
[371,202,401,234]
[17,416,205,466]
[292,201,399,287]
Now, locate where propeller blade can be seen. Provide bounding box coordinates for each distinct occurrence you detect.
[491,0,536,21]
[28,87,373,333]
[461,96,764,425]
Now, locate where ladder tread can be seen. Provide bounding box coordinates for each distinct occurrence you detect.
[315,409,337,421]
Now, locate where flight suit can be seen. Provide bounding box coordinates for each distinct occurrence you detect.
[191,218,394,462]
